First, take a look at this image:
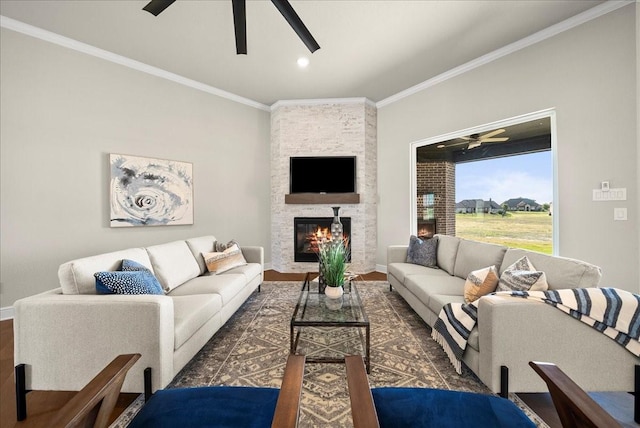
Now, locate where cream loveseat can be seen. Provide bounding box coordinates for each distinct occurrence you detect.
[387,234,638,398]
[13,235,263,394]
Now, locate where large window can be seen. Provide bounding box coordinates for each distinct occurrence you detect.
[456,151,552,253]
[411,110,556,254]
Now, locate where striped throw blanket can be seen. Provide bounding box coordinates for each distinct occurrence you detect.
[431,287,640,374]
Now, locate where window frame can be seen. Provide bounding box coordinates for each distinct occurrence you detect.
[409,108,558,255]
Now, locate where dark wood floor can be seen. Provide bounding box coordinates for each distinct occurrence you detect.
[0,270,635,427]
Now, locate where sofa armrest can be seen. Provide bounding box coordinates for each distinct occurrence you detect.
[241,246,264,266]
[477,295,637,394]
[14,289,175,393]
[387,246,408,264]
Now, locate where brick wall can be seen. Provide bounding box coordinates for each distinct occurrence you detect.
[416,161,455,236]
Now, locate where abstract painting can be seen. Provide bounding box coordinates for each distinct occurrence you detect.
[110,154,193,227]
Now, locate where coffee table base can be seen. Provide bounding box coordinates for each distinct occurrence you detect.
[290,324,370,374]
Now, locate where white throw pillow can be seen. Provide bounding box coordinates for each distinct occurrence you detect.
[497,256,548,292]
[203,244,247,274]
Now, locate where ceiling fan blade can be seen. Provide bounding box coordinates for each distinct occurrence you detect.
[481,137,510,142]
[232,0,247,54]
[271,0,320,53]
[479,128,506,140]
[142,0,176,16]
[467,141,482,149]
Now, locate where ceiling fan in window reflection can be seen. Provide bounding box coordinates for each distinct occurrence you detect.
[449,129,510,150]
[142,0,320,55]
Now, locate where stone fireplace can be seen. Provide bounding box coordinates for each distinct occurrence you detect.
[270,99,377,273]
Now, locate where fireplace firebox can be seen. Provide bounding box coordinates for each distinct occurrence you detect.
[294,217,351,262]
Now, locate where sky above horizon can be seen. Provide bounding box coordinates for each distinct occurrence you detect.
[455,151,552,205]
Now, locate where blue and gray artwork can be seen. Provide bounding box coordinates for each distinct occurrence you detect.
[110,154,193,227]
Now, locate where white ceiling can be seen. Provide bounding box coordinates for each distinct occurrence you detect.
[0,0,608,106]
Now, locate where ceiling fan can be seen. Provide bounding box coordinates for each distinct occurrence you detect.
[460,129,509,149]
[142,0,320,55]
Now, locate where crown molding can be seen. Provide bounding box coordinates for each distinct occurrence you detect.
[0,15,271,112]
[1,0,632,113]
[271,97,376,111]
[376,0,634,108]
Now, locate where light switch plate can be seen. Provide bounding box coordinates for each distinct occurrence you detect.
[593,188,627,201]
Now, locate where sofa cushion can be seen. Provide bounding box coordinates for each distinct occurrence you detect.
[467,327,479,352]
[406,235,438,268]
[500,249,602,290]
[94,270,164,295]
[434,234,460,275]
[168,273,247,306]
[388,263,435,285]
[203,244,247,274]
[497,256,548,292]
[427,294,466,317]
[463,265,499,303]
[404,274,464,310]
[58,248,152,295]
[172,294,222,350]
[146,241,201,292]
[186,236,217,275]
[220,262,262,282]
[453,240,507,280]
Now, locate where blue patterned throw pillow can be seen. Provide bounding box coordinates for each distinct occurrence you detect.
[121,259,153,273]
[406,235,438,268]
[95,271,164,295]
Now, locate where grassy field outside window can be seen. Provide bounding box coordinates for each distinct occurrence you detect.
[455,211,552,254]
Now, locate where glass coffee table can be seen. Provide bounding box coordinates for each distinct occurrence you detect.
[290,272,371,373]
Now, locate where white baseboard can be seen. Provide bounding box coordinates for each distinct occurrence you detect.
[376,264,388,274]
[1,306,15,321]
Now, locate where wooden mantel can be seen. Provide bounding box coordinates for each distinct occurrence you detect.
[285,193,360,204]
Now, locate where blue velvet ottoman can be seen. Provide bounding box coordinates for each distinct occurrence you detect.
[127,386,281,428]
[371,387,536,428]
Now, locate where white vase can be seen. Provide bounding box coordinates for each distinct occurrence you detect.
[325,285,344,299]
[325,296,343,310]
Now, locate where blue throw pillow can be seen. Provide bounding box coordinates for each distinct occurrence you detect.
[121,259,153,273]
[95,271,164,295]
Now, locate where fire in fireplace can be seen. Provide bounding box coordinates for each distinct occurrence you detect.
[294,217,351,262]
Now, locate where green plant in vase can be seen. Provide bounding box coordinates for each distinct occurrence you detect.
[318,238,350,299]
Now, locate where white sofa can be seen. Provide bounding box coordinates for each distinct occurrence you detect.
[388,234,639,398]
[13,235,263,393]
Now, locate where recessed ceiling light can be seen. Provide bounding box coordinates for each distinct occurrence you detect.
[437,144,446,149]
[297,57,310,68]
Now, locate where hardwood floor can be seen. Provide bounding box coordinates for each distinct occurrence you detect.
[1,270,634,427]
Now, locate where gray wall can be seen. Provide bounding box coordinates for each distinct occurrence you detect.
[377,5,639,292]
[0,29,271,308]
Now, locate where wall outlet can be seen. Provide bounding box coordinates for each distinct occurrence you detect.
[614,208,627,221]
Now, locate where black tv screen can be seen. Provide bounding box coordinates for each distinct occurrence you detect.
[290,156,356,193]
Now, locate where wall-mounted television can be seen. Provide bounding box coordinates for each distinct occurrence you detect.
[290,156,356,194]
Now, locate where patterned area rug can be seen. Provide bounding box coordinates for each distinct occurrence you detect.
[111,281,548,427]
